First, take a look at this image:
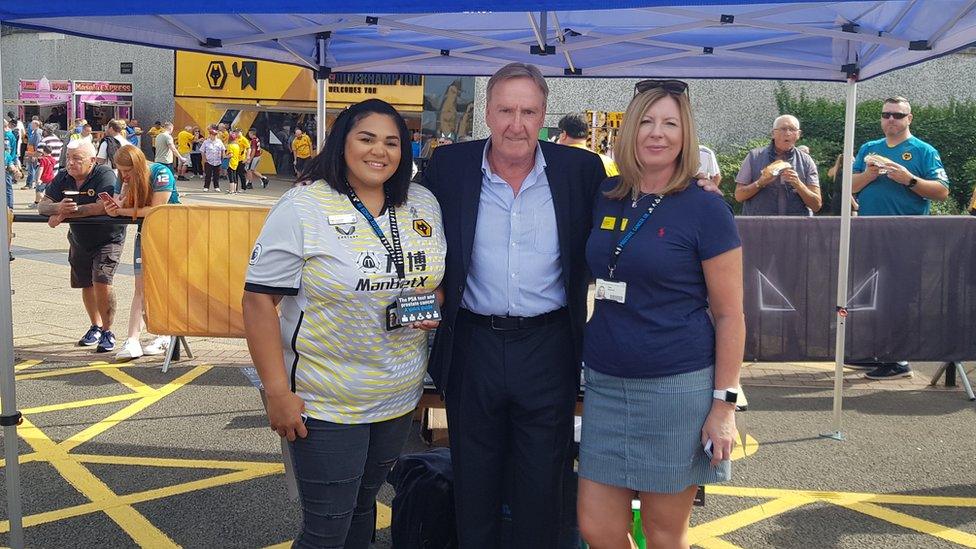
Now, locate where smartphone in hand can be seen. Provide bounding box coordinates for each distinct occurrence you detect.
[97,192,118,207]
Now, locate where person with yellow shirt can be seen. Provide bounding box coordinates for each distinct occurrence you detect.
[175,125,195,181]
[225,137,242,194]
[147,121,163,154]
[229,129,250,192]
[235,130,253,190]
[216,123,231,179]
[291,128,313,176]
[556,113,619,177]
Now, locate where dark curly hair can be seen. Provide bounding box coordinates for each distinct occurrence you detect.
[299,99,413,206]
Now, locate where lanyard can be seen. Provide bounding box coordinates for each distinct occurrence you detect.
[347,189,406,280]
[607,194,663,280]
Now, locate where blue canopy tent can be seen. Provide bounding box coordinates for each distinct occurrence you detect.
[3,1,976,545]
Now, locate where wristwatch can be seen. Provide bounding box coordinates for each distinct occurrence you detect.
[907,177,918,189]
[713,388,739,404]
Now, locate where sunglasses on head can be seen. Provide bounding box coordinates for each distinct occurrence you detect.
[881,111,909,120]
[634,79,689,97]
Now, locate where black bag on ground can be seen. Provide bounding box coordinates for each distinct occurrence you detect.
[387,447,458,549]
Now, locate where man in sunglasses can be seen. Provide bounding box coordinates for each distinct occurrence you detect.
[848,96,950,380]
[734,114,822,215]
[852,96,949,215]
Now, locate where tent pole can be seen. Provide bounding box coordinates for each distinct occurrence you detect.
[316,77,327,152]
[315,32,331,154]
[0,38,27,548]
[823,76,858,441]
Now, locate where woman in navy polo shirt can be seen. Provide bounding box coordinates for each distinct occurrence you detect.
[577,80,745,548]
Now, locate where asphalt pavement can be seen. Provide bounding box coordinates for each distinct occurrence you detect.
[1,177,974,548]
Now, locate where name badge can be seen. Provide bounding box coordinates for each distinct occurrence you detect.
[594,278,627,304]
[385,302,402,331]
[328,214,357,226]
[395,292,442,324]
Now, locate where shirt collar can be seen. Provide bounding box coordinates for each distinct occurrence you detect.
[481,139,547,182]
[767,141,796,161]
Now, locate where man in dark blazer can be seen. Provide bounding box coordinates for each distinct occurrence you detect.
[421,62,606,548]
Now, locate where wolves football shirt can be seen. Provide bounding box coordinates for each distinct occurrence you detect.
[245,182,446,423]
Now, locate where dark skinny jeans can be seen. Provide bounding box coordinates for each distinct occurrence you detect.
[289,411,413,549]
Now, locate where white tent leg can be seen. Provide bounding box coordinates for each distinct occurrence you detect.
[316,77,327,153]
[823,77,858,441]
[0,41,27,549]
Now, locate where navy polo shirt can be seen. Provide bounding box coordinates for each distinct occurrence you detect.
[583,179,741,378]
[45,164,126,249]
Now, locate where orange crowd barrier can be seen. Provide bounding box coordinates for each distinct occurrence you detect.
[142,204,270,338]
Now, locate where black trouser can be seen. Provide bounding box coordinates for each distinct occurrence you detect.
[237,164,249,188]
[203,163,221,189]
[295,157,309,176]
[446,309,577,549]
[190,152,203,176]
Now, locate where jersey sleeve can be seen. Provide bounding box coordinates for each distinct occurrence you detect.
[244,198,305,295]
[924,148,950,188]
[697,193,742,261]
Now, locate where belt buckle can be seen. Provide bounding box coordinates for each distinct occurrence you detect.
[490,315,516,331]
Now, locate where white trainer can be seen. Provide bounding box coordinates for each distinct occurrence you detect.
[143,336,171,356]
[116,338,144,362]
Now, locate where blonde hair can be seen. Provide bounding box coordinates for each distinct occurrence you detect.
[608,89,700,200]
[113,145,152,219]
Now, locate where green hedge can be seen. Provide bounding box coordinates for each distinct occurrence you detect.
[713,84,976,215]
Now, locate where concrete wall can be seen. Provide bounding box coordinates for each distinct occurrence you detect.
[474,51,976,151]
[1,32,174,125]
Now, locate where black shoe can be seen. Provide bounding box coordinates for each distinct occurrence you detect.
[845,361,877,370]
[865,362,913,380]
[177,175,189,181]
[261,177,269,188]
[246,183,253,190]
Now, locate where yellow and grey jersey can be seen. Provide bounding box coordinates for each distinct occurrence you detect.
[245,181,446,424]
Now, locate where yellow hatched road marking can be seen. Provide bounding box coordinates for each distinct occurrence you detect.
[14,417,178,547]
[73,453,282,470]
[20,393,144,415]
[688,496,813,544]
[15,361,135,381]
[58,365,212,453]
[706,485,976,507]
[0,465,282,532]
[14,359,42,372]
[9,358,976,548]
[841,501,976,548]
[99,367,156,395]
[695,536,747,549]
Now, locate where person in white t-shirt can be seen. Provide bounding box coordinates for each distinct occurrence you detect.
[95,119,130,177]
[697,144,722,186]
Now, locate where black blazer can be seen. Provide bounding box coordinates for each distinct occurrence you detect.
[421,139,607,392]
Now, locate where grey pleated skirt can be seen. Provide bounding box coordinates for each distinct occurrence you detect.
[578,366,731,493]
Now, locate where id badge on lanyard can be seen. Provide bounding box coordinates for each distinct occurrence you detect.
[345,190,440,330]
[594,194,663,305]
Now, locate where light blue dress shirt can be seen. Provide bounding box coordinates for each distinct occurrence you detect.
[461,142,566,317]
